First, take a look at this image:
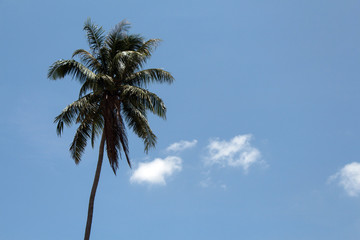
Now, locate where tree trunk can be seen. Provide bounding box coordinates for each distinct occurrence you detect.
[84,132,106,240]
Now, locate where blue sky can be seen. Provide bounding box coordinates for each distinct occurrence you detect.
[1,0,360,239]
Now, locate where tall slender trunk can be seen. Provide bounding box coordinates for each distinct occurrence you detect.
[84,131,106,240]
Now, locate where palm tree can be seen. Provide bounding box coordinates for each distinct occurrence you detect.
[48,19,174,240]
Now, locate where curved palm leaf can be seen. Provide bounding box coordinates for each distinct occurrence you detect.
[84,18,105,54]
[121,85,167,119]
[122,100,157,153]
[125,68,174,87]
[137,39,161,57]
[70,121,92,164]
[116,106,131,167]
[48,60,96,83]
[105,20,133,59]
[90,108,104,148]
[54,94,100,135]
[72,49,103,73]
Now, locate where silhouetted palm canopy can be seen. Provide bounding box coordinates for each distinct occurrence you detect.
[48,19,174,173]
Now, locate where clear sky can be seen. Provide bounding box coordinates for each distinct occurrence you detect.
[1,0,360,239]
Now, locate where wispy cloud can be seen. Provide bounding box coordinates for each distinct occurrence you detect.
[166,139,198,153]
[204,134,262,172]
[198,172,227,190]
[329,162,360,197]
[130,156,182,185]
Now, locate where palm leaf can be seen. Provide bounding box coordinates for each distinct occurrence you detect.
[103,104,121,173]
[137,39,161,57]
[90,110,104,148]
[105,20,133,59]
[72,49,103,73]
[83,18,105,54]
[54,94,100,136]
[70,121,92,164]
[121,85,167,119]
[122,100,157,153]
[116,106,131,167]
[125,68,174,87]
[112,50,146,79]
[48,60,96,83]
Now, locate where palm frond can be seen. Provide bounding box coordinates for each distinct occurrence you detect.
[109,19,131,38]
[106,34,145,72]
[98,47,110,72]
[105,20,132,58]
[78,79,97,98]
[116,39,160,76]
[121,34,144,51]
[104,107,121,173]
[121,85,167,119]
[70,121,91,164]
[54,94,100,136]
[116,106,131,167]
[48,60,96,83]
[112,50,146,79]
[72,49,103,73]
[83,18,105,54]
[125,68,174,87]
[90,112,104,148]
[79,74,116,98]
[122,101,157,153]
[137,39,161,57]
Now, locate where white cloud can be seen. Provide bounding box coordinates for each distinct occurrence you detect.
[205,134,262,172]
[130,156,182,185]
[166,139,198,153]
[329,162,360,197]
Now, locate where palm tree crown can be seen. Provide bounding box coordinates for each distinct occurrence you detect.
[48,19,174,173]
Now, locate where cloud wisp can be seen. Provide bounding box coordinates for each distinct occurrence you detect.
[329,162,360,197]
[130,156,182,185]
[166,139,198,153]
[205,134,261,172]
